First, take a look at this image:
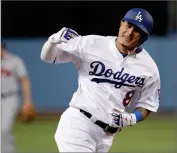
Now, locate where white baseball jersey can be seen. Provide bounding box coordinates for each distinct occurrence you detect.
[1,52,28,94]
[54,35,160,124]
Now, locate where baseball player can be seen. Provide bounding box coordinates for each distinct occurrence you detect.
[41,8,160,152]
[1,42,34,153]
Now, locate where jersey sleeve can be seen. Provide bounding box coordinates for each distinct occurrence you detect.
[14,56,28,77]
[54,36,84,64]
[135,73,161,112]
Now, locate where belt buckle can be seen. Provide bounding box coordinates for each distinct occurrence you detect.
[103,125,110,133]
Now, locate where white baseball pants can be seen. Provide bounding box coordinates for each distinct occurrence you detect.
[54,107,116,152]
[1,94,19,153]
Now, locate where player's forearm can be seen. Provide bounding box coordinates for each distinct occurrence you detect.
[20,76,32,103]
[40,40,58,63]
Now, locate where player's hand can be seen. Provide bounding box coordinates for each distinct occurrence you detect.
[110,110,137,128]
[20,101,36,122]
[48,27,79,44]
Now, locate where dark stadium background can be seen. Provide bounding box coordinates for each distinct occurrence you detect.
[2,1,170,37]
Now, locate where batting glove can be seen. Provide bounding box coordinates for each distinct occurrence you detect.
[48,27,79,44]
[111,111,137,128]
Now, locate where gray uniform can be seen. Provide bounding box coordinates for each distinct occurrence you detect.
[1,52,27,153]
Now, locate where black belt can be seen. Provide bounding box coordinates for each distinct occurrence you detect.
[80,109,120,134]
[1,91,18,98]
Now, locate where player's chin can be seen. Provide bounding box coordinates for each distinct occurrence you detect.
[122,42,136,50]
[123,39,137,48]
[122,41,133,48]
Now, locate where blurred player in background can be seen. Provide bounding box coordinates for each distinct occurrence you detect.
[1,42,34,153]
[41,8,160,152]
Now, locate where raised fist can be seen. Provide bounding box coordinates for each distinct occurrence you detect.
[48,27,79,44]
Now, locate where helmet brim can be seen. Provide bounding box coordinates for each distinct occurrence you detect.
[122,18,149,35]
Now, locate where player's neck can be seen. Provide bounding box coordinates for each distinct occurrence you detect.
[115,39,136,55]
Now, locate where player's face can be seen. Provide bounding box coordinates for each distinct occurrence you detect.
[118,21,141,50]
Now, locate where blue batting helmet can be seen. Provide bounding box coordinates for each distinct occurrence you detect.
[122,8,153,45]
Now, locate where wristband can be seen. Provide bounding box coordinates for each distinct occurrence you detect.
[133,110,143,122]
